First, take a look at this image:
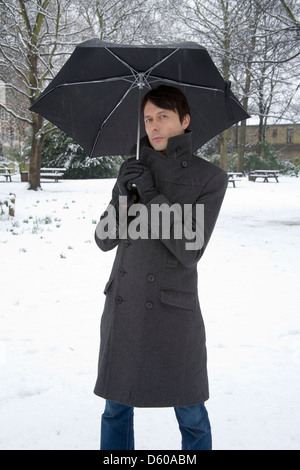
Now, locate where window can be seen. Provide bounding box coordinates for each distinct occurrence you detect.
[272,128,278,139]
[287,128,294,144]
[2,127,9,142]
[0,108,7,121]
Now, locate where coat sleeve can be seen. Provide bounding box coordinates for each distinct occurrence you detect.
[145,169,228,268]
[94,181,120,252]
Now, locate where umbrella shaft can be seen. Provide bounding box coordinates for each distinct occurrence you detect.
[136,119,140,160]
[136,88,142,160]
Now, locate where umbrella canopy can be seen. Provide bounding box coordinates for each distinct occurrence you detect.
[30,39,250,158]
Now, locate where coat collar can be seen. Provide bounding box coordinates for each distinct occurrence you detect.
[139,131,193,162]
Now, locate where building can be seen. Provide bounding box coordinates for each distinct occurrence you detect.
[245,123,300,161]
[0,80,24,155]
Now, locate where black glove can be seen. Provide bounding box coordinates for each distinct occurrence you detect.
[131,165,159,204]
[117,160,144,205]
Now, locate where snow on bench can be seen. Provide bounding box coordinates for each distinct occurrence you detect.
[0,164,13,182]
[227,172,243,187]
[249,170,279,183]
[40,168,66,182]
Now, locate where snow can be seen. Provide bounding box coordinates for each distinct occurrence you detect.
[0,175,299,450]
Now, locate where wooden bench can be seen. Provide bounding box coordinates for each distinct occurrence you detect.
[228,172,243,187]
[0,164,13,182]
[228,178,237,187]
[249,170,279,182]
[40,168,66,182]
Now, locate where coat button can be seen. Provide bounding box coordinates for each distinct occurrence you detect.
[115,296,123,304]
[146,301,153,310]
[181,160,188,168]
[124,240,130,247]
[147,274,156,283]
[118,268,125,276]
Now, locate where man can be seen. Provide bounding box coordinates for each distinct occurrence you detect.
[94,85,228,450]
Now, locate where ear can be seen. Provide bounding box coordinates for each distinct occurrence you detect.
[182,114,190,130]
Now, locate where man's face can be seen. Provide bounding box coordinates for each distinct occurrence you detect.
[143,101,190,153]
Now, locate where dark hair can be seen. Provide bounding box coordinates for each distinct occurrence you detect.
[141,85,190,124]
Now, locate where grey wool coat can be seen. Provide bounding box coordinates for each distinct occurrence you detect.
[94,132,228,408]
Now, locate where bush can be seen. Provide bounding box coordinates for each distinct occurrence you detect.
[244,151,265,172]
[244,142,295,174]
[204,141,298,175]
[42,129,125,179]
[292,157,300,177]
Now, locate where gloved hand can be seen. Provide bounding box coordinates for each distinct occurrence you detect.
[117,159,144,205]
[131,165,159,204]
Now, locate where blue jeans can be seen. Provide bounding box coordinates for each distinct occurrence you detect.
[101,400,212,450]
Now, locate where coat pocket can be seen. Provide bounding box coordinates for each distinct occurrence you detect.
[103,277,114,295]
[160,289,197,311]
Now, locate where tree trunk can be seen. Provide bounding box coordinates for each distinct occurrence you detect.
[257,113,265,155]
[219,129,228,170]
[29,113,44,190]
[238,120,246,172]
[238,50,254,172]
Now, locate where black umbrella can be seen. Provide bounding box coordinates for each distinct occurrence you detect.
[30,39,250,158]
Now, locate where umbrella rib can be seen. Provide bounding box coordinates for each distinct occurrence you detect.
[105,47,140,82]
[148,75,221,93]
[31,76,136,106]
[105,47,182,90]
[58,76,135,87]
[90,81,137,158]
[105,48,151,91]
[143,49,180,80]
[148,76,247,111]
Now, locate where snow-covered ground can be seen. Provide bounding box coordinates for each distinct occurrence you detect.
[0,175,299,450]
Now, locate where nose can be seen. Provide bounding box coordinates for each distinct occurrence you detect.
[150,119,160,132]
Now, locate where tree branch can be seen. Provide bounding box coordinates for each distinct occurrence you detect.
[0,103,32,125]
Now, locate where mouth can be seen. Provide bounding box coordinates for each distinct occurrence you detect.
[152,136,164,142]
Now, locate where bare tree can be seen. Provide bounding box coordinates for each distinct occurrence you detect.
[74,0,154,44]
[167,0,300,169]
[0,0,166,189]
[255,0,300,63]
[2,0,298,183]
[167,0,248,169]
[249,0,300,153]
[233,0,262,171]
[0,0,82,189]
